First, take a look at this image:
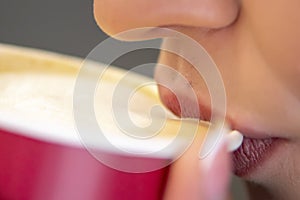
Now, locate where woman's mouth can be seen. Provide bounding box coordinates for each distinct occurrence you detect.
[158,88,284,177]
[232,137,281,176]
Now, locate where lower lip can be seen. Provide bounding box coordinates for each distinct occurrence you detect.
[232,137,281,176]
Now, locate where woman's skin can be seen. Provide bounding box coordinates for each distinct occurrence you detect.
[94,0,300,199]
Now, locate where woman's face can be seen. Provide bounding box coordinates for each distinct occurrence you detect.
[94,0,300,199]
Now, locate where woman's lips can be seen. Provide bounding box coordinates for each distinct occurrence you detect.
[158,88,282,177]
[232,137,280,176]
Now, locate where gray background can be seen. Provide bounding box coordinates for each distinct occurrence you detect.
[0,0,159,74]
[0,0,248,199]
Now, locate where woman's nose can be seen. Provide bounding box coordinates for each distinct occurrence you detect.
[94,0,240,36]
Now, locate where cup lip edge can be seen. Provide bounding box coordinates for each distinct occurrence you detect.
[0,115,185,159]
[0,114,83,148]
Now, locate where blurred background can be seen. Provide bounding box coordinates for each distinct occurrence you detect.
[0,0,159,76]
[0,0,248,199]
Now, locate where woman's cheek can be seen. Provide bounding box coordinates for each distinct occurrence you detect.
[242,0,300,98]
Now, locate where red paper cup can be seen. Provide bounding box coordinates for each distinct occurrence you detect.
[0,44,175,200]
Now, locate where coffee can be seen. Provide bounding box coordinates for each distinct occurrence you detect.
[0,44,182,150]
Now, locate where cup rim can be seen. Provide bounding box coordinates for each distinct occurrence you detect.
[0,43,191,159]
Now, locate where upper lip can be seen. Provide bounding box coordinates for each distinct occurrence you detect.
[159,89,280,140]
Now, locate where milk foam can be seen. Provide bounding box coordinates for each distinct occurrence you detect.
[0,72,74,128]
